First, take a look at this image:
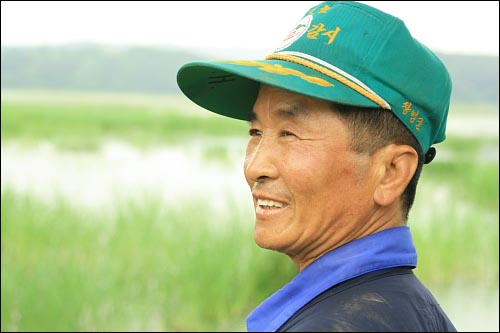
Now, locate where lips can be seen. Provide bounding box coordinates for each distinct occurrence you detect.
[252,193,289,216]
[257,198,287,208]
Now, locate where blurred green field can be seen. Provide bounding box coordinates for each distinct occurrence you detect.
[1,90,499,331]
[1,90,249,150]
[1,192,296,331]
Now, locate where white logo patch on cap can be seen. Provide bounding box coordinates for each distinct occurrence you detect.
[275,15,313,52]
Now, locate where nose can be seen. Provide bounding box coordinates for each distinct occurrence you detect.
[244,136,279,184]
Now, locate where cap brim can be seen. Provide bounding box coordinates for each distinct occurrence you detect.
[176,59,380,121]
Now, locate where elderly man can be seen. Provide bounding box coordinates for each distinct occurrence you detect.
[177,1,456,331]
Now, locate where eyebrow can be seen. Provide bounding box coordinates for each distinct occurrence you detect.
[249,102,311,122]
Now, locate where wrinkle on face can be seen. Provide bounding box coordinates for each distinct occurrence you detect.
[244,84,378,270]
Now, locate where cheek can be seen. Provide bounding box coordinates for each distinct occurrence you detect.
[243,160,253,188]
[243,140,256,183]
[290,150,363,205]
[286,148,339,196]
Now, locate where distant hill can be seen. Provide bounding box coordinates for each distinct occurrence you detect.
[1,44,498,105]
[438,53,498,105]
[1,44,209,95]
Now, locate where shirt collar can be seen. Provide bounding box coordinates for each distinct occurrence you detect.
[246,226,418,332]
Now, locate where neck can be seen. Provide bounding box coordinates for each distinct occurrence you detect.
[290,204,405,272]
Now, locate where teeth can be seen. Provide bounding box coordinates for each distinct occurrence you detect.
[257,198,286,208]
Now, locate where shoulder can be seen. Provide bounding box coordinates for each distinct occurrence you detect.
[278,267,456,332]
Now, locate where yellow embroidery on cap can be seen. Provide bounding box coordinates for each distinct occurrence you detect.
[228,60,333,87]
[318,5,332,14]
[307,23,342,45]
[402,102,413,115]
[402,102,425,131]
[309,4,332,16]
[266,54,390,109]
[307,23,326,40]
[323,27,341,45]
[410,110,420,123]
[416,118,424,131]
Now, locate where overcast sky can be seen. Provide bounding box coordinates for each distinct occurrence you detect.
[2,1,499,56]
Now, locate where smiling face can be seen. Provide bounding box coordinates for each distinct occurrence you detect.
[244,85,382,269]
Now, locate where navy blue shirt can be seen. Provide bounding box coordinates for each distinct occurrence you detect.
[246,226,456,332]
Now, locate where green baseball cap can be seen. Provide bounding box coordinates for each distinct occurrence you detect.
[176,1,452,156]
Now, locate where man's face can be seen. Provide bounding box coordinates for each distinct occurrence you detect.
[244,85,375,265]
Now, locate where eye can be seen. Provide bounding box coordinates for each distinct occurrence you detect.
[281,130,296,137]
[249,128,262,137]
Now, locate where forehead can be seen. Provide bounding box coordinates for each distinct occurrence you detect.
[251,85,330,122]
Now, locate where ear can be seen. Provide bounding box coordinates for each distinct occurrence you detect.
[372,144,418,207]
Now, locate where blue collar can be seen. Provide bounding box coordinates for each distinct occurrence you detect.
[246,226,418,332]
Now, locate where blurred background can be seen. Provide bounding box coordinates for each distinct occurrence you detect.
[1,1,498,331]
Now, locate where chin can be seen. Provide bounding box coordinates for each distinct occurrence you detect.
[254,229,286,252]
[254,231,271,249]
